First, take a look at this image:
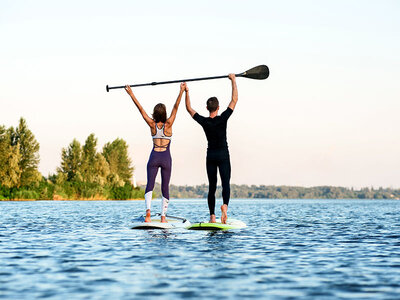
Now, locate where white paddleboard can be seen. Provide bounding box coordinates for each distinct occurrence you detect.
[187,218,246,230]
[131,215,191,229]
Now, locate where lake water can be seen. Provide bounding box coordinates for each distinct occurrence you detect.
[1,199,400,299]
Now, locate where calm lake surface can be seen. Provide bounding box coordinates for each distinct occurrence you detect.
[1,199,400,299]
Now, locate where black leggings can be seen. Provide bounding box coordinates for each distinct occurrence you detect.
[206,157,231,215]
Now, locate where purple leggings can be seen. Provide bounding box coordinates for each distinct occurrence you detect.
[145,148,172,199]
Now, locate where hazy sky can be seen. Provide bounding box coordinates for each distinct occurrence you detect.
[1,0,399,188]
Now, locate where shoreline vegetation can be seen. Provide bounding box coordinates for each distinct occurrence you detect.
[1,182,400,201]
[1,118,144,201]
[1,118,399,201]
[164,184,400,200]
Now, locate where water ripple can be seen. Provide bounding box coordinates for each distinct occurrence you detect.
[1,199,400,299]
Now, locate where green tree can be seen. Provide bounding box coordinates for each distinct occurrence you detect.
[79,134,112,185]
[103,138,133,184]
[58,139,83,182]
[0,126,7,178]
[1,126,22,188]
[81,134,98,183]
[11,118,41,186]
[93,153,110,185]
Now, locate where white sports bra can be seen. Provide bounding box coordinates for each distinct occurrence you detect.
[152,124,172,140]
[152,124,171,150]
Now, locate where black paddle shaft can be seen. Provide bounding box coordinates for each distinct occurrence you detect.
[106,65,269,92]
[107,74,229,92]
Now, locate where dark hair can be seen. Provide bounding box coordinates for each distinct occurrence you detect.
[152,103,167,123]
[206,97,219,112]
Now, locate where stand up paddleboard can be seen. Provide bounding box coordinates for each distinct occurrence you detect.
[187,218,246,231]
[131,214,191,229]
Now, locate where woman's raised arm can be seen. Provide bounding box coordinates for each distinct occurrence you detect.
[125,85,154,128]
[166,83,185,126]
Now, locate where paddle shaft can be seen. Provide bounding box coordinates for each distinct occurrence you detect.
[106,73,243,92]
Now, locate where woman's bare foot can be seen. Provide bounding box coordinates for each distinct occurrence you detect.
[221,204,228,224]
[145,209,151,222]
[209,214,216,223]
[161,216,168,223]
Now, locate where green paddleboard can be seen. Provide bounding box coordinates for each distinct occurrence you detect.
[187,219,246,230]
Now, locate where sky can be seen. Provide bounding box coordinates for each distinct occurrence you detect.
[1,0,399,188]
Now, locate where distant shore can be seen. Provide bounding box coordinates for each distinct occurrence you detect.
[1,198,399,201]
[2,184,400,201]
[149,184,400,201]
[0,199,144,201]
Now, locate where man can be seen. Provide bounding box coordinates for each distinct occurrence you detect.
[185,74,238,224]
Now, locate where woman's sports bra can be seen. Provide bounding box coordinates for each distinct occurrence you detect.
[152,124,171,150]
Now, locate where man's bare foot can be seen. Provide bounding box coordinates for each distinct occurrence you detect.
[161,216,168,223]
[209,214,216,223]
[145,210,151,222]
[221,204,228,224]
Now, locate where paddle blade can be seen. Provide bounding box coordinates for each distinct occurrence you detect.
[240,65,269,80]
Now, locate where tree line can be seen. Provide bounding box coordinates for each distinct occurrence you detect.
[0,118,143,200]
[1,118,399,200]
[148,184,400,200]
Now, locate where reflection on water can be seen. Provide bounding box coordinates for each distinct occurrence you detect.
[1,199,400,299]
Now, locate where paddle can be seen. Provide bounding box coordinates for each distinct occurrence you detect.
[106,65,269,92]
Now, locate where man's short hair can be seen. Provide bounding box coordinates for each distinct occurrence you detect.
[206,97,219,112]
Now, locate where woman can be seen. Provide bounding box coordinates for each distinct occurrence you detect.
[125,83,186,223]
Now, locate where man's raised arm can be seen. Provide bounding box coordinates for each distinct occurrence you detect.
[184,84,197,117]
[228,74,238,111]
